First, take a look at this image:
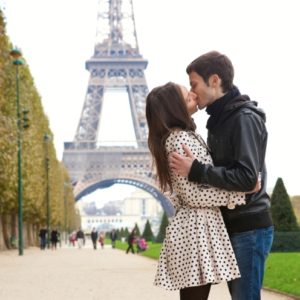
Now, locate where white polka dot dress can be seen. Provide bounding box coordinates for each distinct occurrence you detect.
[154,130,245,291]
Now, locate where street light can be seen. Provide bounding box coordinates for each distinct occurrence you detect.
[44,133,51,248]
[10,47,24,256]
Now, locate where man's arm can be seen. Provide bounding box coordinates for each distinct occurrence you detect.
[169,112,265,192]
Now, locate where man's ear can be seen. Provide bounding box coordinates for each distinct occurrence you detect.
[209,74,221,88]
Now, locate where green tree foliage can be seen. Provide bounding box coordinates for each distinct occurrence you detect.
[119,227,125,240]
[0,8,79,249]
[156,212,169,243]
[134,222,141,236]
[115,228,120,240]
[124,227,129,239]
[142,219,154,241]
[0,9,18,216]
[271,178,299,231]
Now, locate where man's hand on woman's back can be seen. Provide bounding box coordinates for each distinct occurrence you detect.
[169,144,195,177]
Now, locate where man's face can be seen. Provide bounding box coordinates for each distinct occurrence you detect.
[188,71,218,110]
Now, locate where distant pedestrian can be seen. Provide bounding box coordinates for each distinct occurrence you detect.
[136,237,148,253]
[98,232,105,249]
[126,229,136,254]
[91,228,98,250]
[110,229,117,249]
[76,229,85,249]
[50,229,59,250]
[39,228,47,250]
[69,231,76,247]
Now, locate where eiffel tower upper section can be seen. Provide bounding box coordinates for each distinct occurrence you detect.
[74,0,149,148]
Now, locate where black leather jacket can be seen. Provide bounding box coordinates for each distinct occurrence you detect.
[189,92,273,234]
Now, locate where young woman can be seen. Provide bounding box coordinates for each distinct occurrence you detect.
[145,82,246,300]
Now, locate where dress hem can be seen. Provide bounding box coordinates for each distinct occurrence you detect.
[154,275,241,291]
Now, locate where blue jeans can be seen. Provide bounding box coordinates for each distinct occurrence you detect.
[40,237,46,250]
[228,226,274,300]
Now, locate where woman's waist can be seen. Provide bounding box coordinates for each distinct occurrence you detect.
[174,205,220,216]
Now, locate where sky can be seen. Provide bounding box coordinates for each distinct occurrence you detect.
[1,0,300,197]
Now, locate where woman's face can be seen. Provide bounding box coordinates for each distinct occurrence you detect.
[180,85,198,115]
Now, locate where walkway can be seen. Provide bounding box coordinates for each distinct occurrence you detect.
[0,241,296,300]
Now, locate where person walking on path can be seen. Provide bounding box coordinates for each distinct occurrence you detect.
[91,228,98,250]
[76,229,85,249]
[146,82,249,300]
[69,231,76,247]
[39,227,47,250]
[98,232,105,249]
[169,51,274,300]
[50,229,59,250]
[110,229,117,249]
[126,229,136,254]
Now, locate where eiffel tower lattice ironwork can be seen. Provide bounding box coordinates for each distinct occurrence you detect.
[62,0,174,216]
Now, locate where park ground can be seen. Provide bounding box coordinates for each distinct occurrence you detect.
[0,240,297,300]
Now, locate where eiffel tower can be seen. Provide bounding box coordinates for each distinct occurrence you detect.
[62,0,174,216]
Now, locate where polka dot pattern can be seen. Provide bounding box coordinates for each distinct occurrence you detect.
[154,130,245,291]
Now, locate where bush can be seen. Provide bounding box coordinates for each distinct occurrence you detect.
[142,219,154,241]
[271,178,299,231]
[271,231,300,252]
[156,212,169,243]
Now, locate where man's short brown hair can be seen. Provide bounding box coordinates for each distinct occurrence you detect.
[186,51,234,92]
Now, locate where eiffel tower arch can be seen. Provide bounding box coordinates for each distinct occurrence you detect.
[62,0,174,217]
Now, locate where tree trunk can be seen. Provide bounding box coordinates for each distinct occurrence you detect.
[10,215,17,249]
[26,223,37,247]
[23,222,28,248]
[0,215,7,250]
[33,224,39,246]
[0,214,10,249]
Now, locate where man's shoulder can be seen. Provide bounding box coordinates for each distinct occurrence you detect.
[235,101,266,121]
[226,104,266,127]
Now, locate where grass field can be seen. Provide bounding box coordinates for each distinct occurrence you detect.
[264,252,300,297]
[115,240,162,258]
[115,240,300,297]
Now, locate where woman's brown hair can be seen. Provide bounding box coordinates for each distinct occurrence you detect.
[145,82,196,192]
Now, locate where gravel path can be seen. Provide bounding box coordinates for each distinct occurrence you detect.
[0,241,296,300]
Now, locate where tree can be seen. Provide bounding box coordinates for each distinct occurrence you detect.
[115,228,121,240]
[119,227,125,240]
[134,223,141,236]
[124,227,129,239]
[142,219,154,241]
[271,177,299,231]
[156,212,169,243]
[0,8,79,249]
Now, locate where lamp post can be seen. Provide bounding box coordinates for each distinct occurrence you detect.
[10,48,24,256]
[44,134,51,248]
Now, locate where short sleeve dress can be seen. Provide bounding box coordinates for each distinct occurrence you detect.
[154,130,245,291]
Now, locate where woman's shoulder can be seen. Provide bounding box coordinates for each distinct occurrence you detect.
[167,129,192,140]
[165,130,196,154]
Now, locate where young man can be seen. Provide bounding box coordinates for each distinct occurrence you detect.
[169,51,273,300]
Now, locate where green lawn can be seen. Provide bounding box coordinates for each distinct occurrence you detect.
[115,240,162,258]
[115,241,300,297]
[264,252,300,297]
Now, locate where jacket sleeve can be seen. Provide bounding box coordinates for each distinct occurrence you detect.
[167,131,245,208]
[188,111,266,191]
